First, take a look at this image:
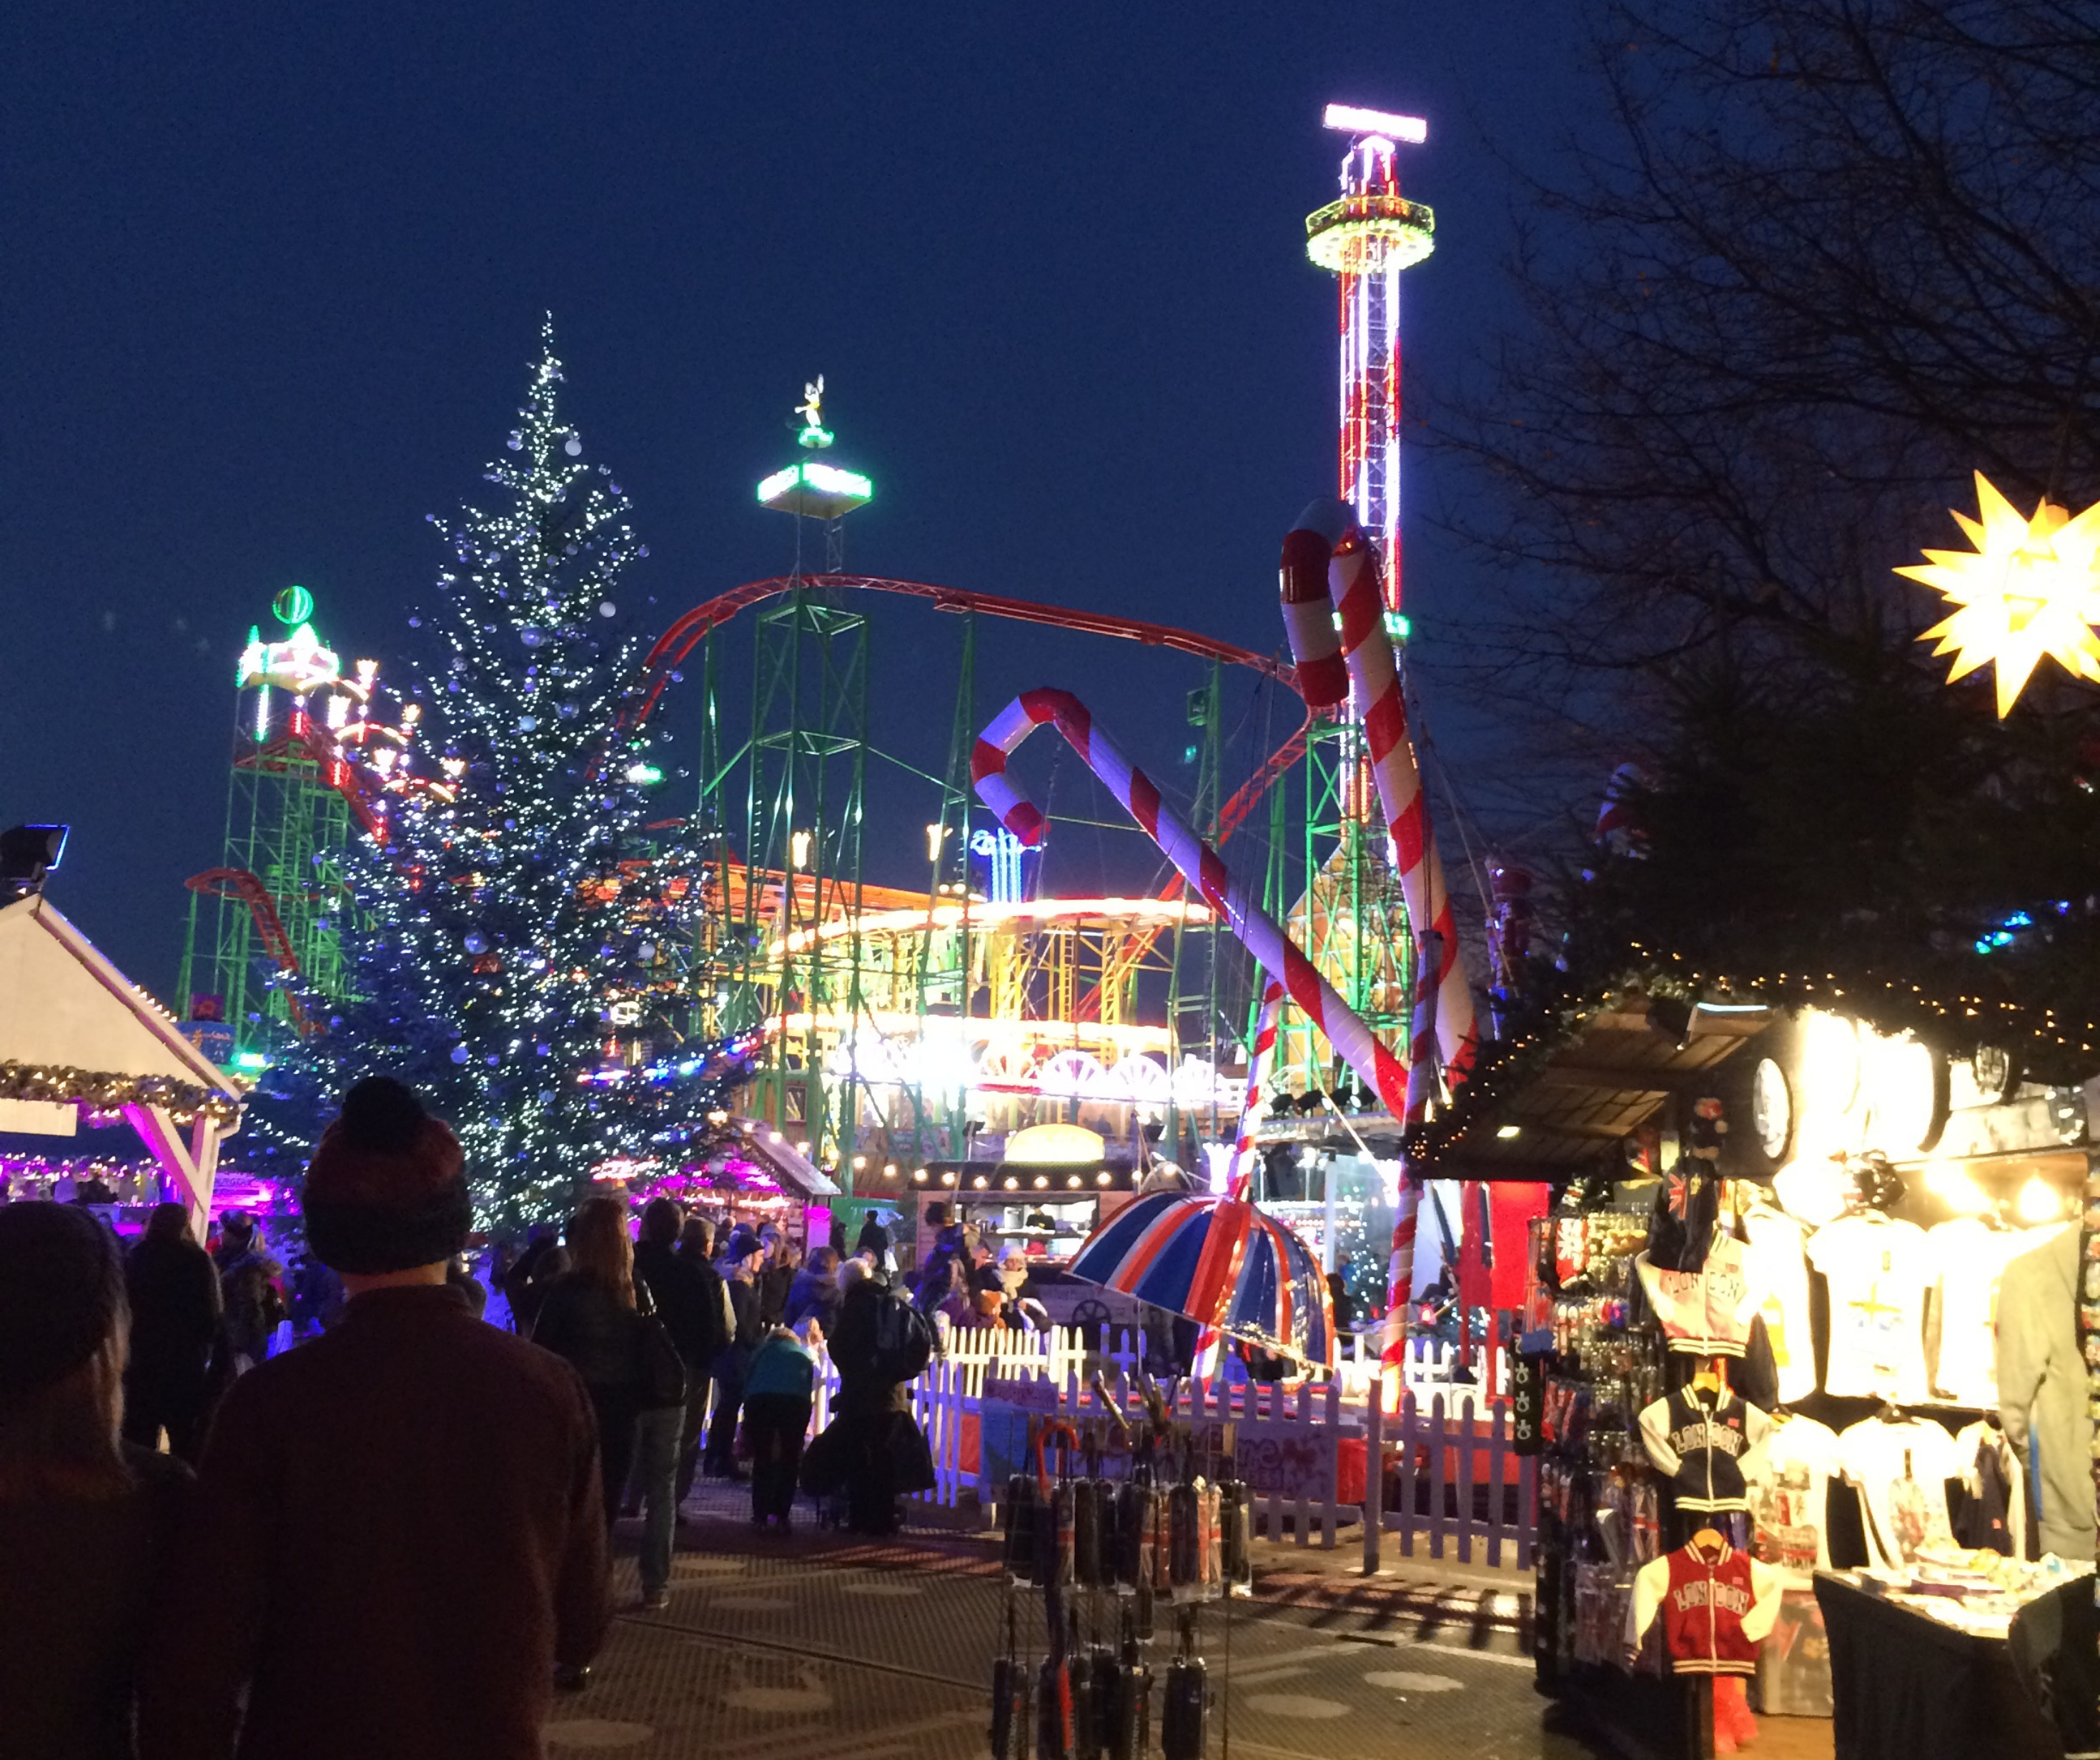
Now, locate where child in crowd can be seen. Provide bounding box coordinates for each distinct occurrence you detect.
[742,1323,818,1530]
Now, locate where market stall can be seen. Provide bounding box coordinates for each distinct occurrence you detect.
[1437,993,2099,1760]
[0,893,244,1234]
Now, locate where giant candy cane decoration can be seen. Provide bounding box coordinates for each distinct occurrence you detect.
[1282,499,1478,1394]
[973,690,1412,1127]
[1278,500,1477,1080]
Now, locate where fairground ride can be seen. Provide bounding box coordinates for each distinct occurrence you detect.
[175,586,441,1070]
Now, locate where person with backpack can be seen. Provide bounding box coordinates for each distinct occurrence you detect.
[822,1258,936,1535]
[501,1222,567,1336]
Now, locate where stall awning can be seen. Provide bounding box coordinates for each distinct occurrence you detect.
[1425,993,1766,1183]
[0,894,244,1226]
[730,1120,841,1200]
[0,895,241,1120]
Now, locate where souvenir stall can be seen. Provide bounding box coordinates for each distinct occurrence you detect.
[1423,990,2099,1760]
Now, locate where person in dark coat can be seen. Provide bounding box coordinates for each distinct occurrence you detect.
[782,1246,843,1338]
[705,1228,766,1480]
[633,1198,730,1506]
[122,1203,221,1462]
[533,1196,683,1607]
[824,1258,936,1535]
[502,1221,568,1335]
[1327,1252,1357,1333]
[1,1203,192,1759]
[757,1233,799,1328]
[212,1213,284,1378]
[141,1077,608,1758]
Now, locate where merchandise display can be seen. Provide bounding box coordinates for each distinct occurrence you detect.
[1829,1549,2091,1641]
[1532,1112,2094,1760]
[1838,1412,1962,1571]
[1996,1225,2099,1561]
[1635,1233,1760,1358]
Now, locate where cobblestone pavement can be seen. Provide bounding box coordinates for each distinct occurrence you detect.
[546,1496,1608,1760]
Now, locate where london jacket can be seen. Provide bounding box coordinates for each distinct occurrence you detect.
[1637,1385,1773,1513]
[1628,1534,1782,1677]
[1996,1225,2098,1560]
[1636,1236,1760,1357]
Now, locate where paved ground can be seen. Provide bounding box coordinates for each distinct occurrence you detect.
[542,1487,1831,1759]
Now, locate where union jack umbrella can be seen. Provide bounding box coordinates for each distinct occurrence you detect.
[1065,1191,1335,1366]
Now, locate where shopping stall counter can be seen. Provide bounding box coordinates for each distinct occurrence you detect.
[1813,1564,2094,1760]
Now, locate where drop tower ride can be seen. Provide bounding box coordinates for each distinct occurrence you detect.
[1305,103,1435,614]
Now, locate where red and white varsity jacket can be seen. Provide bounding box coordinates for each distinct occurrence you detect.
[1628,1534,1782,1677]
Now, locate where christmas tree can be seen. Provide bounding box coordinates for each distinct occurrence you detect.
[250,320,743,1230]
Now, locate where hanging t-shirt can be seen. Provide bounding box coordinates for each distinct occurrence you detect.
[1838,1414,1962,1572]
[1744,1413,1843,1577]
[1806,1213,1931,1401]
[1743,1205,1817,1403]
[1923,1218,2031,1408]
[1948,1418,2028,1558]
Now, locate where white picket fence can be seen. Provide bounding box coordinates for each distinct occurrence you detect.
[791,1320,1537,1571]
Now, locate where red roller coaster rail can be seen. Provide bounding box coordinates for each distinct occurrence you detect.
[184,867,320,1035]
[627,574,1297,731]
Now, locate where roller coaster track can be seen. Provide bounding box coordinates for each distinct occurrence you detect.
[184,867,320,1035]
[631,572,1323,1027]
[627,573,1297,730]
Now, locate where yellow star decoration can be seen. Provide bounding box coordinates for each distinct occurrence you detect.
[1897,472,2100,716]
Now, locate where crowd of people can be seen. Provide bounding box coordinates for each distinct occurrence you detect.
[0,1075,949,1759]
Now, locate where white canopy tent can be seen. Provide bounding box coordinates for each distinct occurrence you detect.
[0,894,244,1233]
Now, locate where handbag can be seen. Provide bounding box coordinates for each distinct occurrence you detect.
[634,1283,688,1409]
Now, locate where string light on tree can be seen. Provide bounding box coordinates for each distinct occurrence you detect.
[1897,471,2100,715]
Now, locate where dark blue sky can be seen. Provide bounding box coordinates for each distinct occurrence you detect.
[0,2,1588,997]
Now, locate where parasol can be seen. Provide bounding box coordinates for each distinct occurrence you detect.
[1066,1190,1334,1366]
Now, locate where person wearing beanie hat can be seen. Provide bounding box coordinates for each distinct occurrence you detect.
[141,1078,610,1759]
[0,1202,193,1759]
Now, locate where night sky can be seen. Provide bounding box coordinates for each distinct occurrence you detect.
[0,3,1588,999]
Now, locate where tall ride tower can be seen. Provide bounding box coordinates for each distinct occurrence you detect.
[1306,103,1435,613]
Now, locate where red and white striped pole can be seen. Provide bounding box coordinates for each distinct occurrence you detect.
[1229,975,1287,1201]
[1277,503,1477,1083]
[1382,929,1442,1399]
[972,690,1411,1122]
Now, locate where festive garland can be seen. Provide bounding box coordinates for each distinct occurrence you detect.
[0,1060,243,1128]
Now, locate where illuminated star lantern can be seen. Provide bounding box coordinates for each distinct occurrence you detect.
[1897,472,2100,715]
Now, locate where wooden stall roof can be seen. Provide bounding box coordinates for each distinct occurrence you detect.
[1430,994,1768,1183]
